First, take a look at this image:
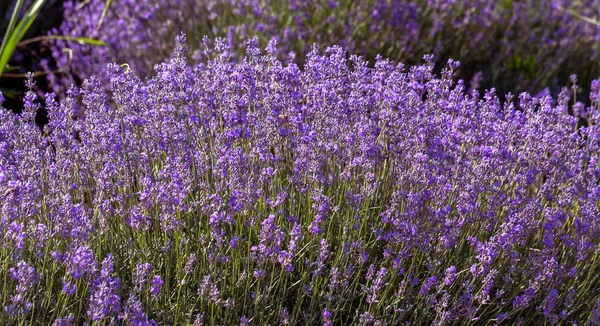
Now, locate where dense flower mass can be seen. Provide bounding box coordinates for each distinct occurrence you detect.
[1,35,600,325]
[47,0,600,97]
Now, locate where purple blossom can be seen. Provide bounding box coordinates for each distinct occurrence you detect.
[6,260,39,314]
[0,31,599,325]
[133,263,151,293]
[322,308,332,326]
[444,266,457,286]
[124,296,156,326]
[150,275,164,296]
[419,276,438,297]
[65,245,97,280]
[52,314,75,326]
[88,255,121,322]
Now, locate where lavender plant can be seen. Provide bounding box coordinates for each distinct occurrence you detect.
[1,35,600,325]
[46,0,600,98]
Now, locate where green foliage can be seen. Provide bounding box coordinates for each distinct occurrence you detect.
[0,0,47,78]
[509,55,537,78]
[0,0,106,81]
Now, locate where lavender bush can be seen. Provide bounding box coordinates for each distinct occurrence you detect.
[47,0,600,98]
[2,35,600,325]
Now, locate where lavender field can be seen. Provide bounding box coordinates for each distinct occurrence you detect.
[1,1,600,325]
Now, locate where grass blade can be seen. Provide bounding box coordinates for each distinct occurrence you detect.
[96,0,113,31]
[0,0,25,77]
[567,8,600,25]
[12,0,48,43]
[18,35,107,47]
[0,0,47,77]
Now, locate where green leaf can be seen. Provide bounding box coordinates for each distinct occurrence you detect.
[0,0,25,77]
[19,35,107,46]
[0,86,20,99]
[0,0,48,77]
[12,0,48,43]
[55,35,107,46]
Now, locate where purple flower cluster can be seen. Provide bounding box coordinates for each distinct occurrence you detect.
[0,35,600,324]
[46,0,600,97]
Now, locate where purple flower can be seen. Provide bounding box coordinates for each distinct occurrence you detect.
[133,263,151,293]
[124,296,156,326]
[1,28,600,325]
[230,236,239,249]
[444,266,456,286]
[66,245,97,280]
[6,260,39,314]
[62,279,76,296]
[253,269,267,280]
[419,276,438,297]
[366,267,388,304]
[184,254,197,274]
[322,308,332,326]
[88,255,121,322]
[52,314,75,326]
[150,275,164,296]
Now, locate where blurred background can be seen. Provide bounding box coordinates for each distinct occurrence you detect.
[2,0,600,120]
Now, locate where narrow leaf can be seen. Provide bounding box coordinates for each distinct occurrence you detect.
[0,0,48,78]
[18,35,107,47]
[567,8,600,25]
[97,0,113,30]
[0,0,25,77]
